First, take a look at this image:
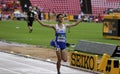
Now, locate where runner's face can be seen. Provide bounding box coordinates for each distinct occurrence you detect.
[29,8,32,11]
[58,15,63,23]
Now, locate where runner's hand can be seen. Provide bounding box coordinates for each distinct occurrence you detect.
[34,14,39,21]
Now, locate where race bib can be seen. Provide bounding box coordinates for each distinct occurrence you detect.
[57,34,66,42]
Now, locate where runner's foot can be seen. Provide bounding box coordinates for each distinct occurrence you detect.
[29,29,33,33]
[58,72,61,74]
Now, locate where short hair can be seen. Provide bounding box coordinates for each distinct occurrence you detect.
[29,6,32,9]
[56,14,62,19]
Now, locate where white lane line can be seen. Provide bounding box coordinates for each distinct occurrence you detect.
[0,52,94,74]
[0,52,56,72]
[0,58,55,73]
[0,67,21,74]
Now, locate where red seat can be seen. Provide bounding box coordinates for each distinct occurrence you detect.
[29,0,81,15]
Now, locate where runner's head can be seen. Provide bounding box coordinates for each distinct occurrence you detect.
[56,14,63,23]
[29,6,32,11]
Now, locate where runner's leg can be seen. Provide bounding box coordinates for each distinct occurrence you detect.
[61,49,67,62]
[56,48,61,74]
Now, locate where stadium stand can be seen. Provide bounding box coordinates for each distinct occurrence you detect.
[0,0,24,20]
[29,0,81,15]
[29,0,120,15]
[0,0,21,15]
[91,0,120,15]
[0,0,120,20]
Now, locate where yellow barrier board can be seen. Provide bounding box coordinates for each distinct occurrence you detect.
[68,15,74,21]
[70,51,98,71]
[104,59,120,74]
[44,13,48,20]
[104,13,120,19]
[103,13,120,39]
[98,54,110,72]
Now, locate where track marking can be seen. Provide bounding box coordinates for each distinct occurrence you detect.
[0,57,55,73]
[0,67,21,74]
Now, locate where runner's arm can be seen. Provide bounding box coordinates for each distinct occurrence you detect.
[66,16,84,28]
[35,15,55,29]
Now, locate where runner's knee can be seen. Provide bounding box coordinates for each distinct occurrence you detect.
[63,59,67,62]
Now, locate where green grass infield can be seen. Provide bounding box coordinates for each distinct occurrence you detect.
[0,20,119,48]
